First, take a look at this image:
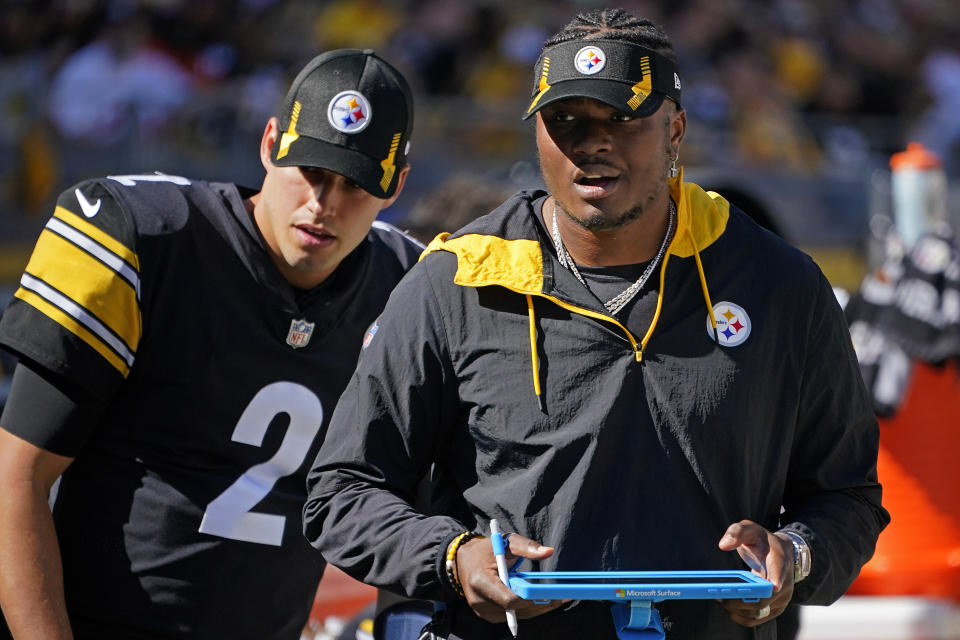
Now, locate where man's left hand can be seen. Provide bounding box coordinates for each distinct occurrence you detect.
[716,519,795,627]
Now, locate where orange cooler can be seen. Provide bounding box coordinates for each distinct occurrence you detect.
[848,361,960,600]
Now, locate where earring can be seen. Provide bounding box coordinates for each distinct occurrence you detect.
[668,154,679,178]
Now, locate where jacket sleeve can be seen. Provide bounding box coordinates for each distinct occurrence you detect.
[780,270,891,605]
[303,258,467,600]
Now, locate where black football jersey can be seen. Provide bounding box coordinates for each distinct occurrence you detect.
[0,173,422,638]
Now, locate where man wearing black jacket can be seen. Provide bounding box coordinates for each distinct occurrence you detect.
[304,10,888,639]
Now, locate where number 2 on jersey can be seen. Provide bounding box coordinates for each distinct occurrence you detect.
[199,382,323,546]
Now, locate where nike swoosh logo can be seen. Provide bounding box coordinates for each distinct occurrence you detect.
[75,188,101,218]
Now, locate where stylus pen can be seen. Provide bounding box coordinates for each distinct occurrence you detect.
[490,519,519,637]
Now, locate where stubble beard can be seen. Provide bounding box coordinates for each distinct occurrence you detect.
[551,157,671,232]
[545,119,675,233]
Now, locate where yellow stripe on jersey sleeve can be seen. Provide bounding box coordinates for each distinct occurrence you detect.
[16,204,143,376]
[25,227,141,350]
[13,288,132,376]
[53,206,139,270]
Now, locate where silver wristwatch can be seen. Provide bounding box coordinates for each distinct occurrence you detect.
[779,530,811,583]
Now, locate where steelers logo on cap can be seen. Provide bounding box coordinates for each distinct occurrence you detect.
[707,301,752,347]
[328,90,372,134]
[575,46,607,75]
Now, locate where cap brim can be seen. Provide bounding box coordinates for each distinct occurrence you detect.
[272,135,403,198]
[522,79,666,120]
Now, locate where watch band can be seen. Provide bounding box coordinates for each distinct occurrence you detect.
[779,530,811,583]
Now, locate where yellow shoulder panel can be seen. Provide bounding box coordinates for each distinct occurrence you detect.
[421,233,544,294]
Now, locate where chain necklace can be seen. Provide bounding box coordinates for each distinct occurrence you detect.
[551,198,676,316]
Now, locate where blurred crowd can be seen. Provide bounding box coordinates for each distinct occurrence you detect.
[2,0,960,236]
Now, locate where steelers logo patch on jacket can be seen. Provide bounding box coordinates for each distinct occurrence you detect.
[709,301,752,347]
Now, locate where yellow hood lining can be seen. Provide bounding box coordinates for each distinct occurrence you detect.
[421,175,726,406]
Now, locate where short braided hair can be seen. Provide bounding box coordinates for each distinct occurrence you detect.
[543,8,678,66]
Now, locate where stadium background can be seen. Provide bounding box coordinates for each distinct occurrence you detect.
[2,0,960,638]
[3,0,960,281]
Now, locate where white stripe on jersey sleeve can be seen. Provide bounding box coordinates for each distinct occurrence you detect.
[46,217,141,298]
[19,272,136,368]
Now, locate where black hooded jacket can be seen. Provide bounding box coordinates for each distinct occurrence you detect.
[305,175,889,639]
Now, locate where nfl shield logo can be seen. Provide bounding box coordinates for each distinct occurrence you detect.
[286,318,314,349]
[362,320,379,349]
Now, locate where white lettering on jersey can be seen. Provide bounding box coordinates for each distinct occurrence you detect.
[199,382,323,546]
[107,173,191,186]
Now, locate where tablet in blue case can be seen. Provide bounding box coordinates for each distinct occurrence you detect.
[508,570,773,603]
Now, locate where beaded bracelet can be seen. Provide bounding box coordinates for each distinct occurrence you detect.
[444,531,482,596]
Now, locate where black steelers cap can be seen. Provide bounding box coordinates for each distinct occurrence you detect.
[271,49,413,198]
[523,39,682,120]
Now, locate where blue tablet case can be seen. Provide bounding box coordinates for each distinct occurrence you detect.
[507,570,773,640]
[507,569,773,602]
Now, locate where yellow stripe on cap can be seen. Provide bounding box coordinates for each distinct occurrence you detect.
[277,101,301,160]
[526,57,552,114]
[627,56,653,110]
[380,132,402,193]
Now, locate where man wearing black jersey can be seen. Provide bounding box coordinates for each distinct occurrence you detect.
[0,49,419,639]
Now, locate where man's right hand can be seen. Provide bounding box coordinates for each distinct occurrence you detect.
[455,532,566,624]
